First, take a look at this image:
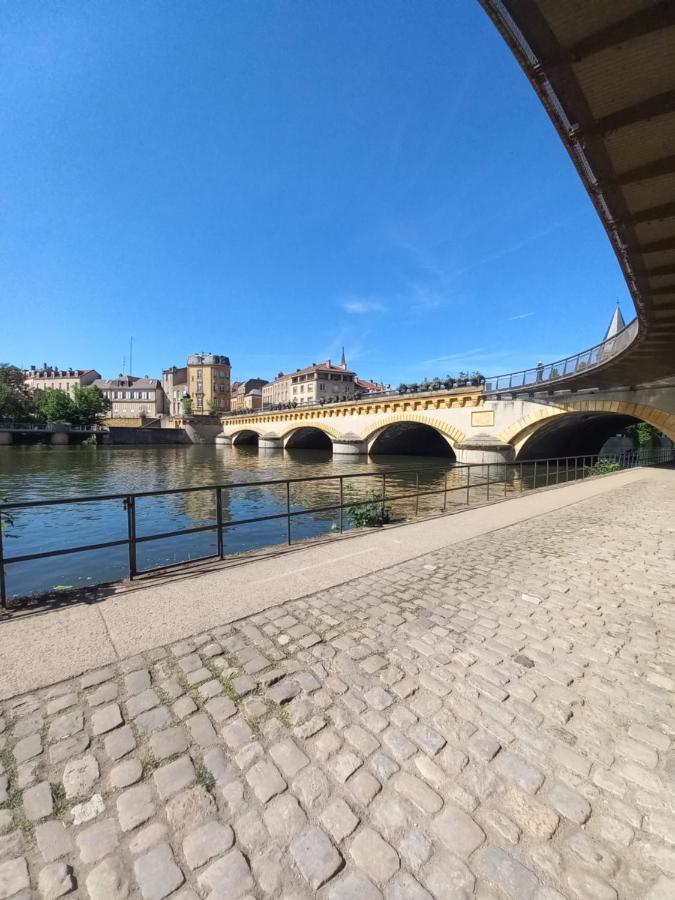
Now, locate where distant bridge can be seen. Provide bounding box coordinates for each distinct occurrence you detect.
[219,382,675,462]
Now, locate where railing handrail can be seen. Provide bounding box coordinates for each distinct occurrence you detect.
[483,318,638,391]
[0,421,107,433]
[0,448,649,511]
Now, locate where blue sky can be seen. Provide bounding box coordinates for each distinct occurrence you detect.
[1,1,631,386]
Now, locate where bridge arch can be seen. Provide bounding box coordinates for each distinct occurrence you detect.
[501,400,675,460]
[231,429,261,446]
[279,423,338,450]
[362,414,465,457]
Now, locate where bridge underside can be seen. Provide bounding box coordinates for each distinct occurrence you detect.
[284,427,333,450]
[369,423,455,458]
[481,0,675,390]
[517,412,639,460]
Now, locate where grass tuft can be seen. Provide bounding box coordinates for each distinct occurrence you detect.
[141,756,160,780]
[194,761,215,793]
[50,782,66,816]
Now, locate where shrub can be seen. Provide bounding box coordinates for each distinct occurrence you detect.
[585,458,621,476]
[346,490,392,528]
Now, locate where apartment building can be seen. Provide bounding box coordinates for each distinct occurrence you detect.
[162,366,188,417]
[92,375,167,418]
[262,353,357,407]
[230,378,268,411]
[24,364,101,396]
[187,353,231,415]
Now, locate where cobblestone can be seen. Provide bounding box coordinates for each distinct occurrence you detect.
[1,479,674,897]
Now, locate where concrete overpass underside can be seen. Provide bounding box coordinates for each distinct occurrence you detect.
[480,0,675,391]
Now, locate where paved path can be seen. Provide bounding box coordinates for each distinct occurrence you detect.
[0,466,665,700]
[0,469,673,899]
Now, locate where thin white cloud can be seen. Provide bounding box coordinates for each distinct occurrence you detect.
[508,312,535,321]
[342,299,388,315]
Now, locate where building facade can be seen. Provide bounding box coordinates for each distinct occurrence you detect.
[262,356,357,408]
[187,353,231,415]
[162,366,188,417]
[92,376,167,419]
[24,365,101,396]
[230,378,268,412]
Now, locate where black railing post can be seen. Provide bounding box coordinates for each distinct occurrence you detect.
[443,471,448,511]
[546,459,550,487]
[338,476,344,533]
[126,495,137,579]
[216,487,224,559]
[533,460,537,489]
[381,474,386,520]
[0,510,7,609]
[415,472,420,516]
[286,481,292,544]
[520,462,524,491]
[466,466,471,505]
[486,464,491,501]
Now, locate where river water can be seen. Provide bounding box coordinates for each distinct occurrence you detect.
[0,444,459,600]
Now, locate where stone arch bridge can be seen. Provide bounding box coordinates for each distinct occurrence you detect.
[217,384,675,462]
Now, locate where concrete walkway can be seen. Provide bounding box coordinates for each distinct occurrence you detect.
[0,466,669,700]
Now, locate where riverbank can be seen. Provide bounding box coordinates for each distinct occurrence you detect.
[2,464,667,699]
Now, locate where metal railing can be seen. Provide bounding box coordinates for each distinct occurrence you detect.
[228,320,639,421]
[483,319,638,393]
[0,422,107,433]
[0,445,671,607]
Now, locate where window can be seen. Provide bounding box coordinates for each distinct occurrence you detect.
[319,383,325,391]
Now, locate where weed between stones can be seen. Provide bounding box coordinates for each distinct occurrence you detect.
[50,782,66,816]
[194,762,216,793]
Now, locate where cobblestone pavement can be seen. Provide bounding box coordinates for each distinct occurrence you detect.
[1,477,674,899]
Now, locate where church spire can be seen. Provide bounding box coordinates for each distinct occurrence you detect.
[340,346,346,369]
[604,302,626,340]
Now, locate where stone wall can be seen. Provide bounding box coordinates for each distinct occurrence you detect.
[104,427,191,445]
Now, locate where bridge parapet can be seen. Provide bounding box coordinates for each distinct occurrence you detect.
[221,387,484,430]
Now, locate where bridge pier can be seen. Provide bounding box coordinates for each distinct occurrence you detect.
[215,434,232,446]
[331,437,368,455]
[0,431,12,445]
[50,432,69,446]
[259,436,284,450]
[455,434,515,465]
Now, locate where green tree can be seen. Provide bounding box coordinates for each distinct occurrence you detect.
[0,364,36,421]
[624,422,662,450]
[70,386,111,426]
[181,396,193,416]
[37,389,75,423]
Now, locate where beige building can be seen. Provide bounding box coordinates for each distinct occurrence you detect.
[262,354,357,408]
[92,376,167,419]
[162,366,188,417]
[24,365,101,396]
[187,353,231,415]
[231,378,268,412]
